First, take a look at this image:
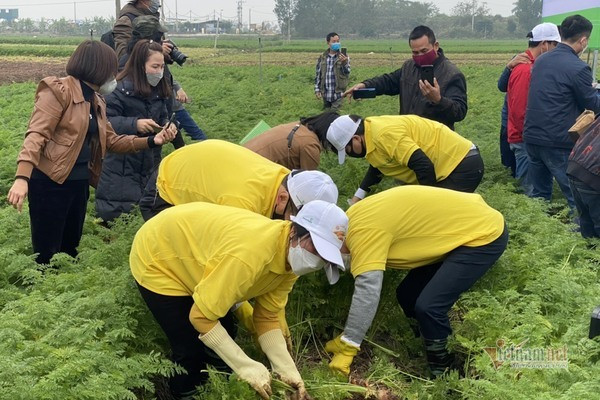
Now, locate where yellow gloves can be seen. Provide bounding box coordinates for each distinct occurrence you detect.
[324,335,360,376]
[258,329,311,400]
[199,322,272,399]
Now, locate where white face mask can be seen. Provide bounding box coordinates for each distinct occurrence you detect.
[288,242,326,277]
[146,71,163,87]
[341,253,351,271]
[98,78,117,95]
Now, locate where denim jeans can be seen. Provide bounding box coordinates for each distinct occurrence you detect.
[509,142,532,195]
[175,108,206,141]
[569,178,600,238]
[525,143,575,210]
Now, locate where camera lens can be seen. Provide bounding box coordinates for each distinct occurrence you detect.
[169,44,188,66]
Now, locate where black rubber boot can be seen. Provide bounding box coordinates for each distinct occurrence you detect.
[423,337,455,378]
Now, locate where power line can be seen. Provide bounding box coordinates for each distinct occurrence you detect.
[0,0,110,6]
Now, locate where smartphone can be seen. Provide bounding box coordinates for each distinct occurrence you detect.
[341,47,347,56]
[165,113,177,130]
[352,88,376,99]
[420,65,434,86]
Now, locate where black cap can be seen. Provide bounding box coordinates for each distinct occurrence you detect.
[133,15,167,39]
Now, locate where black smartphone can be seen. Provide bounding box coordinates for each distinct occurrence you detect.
[352,88,376,99]
[420,65,434,86]
[341,47,347,56]
[164,113,177,130]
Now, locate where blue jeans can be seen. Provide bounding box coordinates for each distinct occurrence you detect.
[509,142,532,195]
[175,109,206,141]
[569,178,600,238]
[525,143,575,210]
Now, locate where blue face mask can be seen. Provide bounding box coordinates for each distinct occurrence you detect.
[330,43,341,52]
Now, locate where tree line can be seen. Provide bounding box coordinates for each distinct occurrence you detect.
[274,0,542,39]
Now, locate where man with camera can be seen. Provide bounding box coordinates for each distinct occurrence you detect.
[315,32,350,111]
[113,0,160,60]
[344,25,467,131]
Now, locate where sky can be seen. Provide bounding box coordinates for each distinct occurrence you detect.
[0,0,515,24]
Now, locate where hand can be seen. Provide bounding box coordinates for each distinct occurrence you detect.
[280,377,312,400]
[238,363,272,399]
[507,52,530,70]
[324,335,359,376]
[176,88,189,103]
[338,53,348,64]
[315,91,322,100]
[161,40,174,57]
[153,123,177,146]
[7,179,29,213]
[347,196,362,206]
[343,83,365,102]
[418,77,441,104]
[137,119,162,135]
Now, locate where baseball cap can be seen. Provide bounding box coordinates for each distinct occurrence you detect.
[133,16,168,39]
[528,23,561,43]
[287,170,339,209]
[290,200,348,284]
[326,116,361,164]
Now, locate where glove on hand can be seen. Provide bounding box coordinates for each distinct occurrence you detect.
[324,334,359,376]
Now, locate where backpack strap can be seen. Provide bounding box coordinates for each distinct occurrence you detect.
[287,124,301,149]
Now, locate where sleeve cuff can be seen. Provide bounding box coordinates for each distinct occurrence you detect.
[340,334,361,349]
[354,188,368,199]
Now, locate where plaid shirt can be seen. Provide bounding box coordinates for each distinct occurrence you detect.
[315,52,350,102]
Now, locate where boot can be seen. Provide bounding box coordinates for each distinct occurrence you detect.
[423,337,455,378]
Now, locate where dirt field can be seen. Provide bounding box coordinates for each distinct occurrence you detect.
[0,59,66,85]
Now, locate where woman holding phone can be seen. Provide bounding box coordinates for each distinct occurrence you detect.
[95,39,174,222]
[7,40,175,264]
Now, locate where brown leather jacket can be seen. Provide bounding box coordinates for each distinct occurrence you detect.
[243,122,323,170]
[16,76,149,187]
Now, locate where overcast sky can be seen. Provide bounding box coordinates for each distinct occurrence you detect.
[0,0,515,24]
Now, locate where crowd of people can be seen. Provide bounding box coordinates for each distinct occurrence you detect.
[5,0,599,397]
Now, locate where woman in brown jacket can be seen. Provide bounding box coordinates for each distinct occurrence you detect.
[7,40,176,264]
[243,111,339,170]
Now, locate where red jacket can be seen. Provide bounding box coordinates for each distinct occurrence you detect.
[507,50,535,144]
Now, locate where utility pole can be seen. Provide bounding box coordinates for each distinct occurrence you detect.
[214,9,222,49]
[249,9,251,31]
[237,0,244,33]
[73,2,76,22]
[175,0,179,33]
[471,0,475,32]
[160,0,164,24]
[115,0,121,19]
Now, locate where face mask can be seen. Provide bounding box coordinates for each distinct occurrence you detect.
[288,242,326,277]
[346,136,366,158]
[98,78,117,95]
[341,253,351,271]
[330,43,341,52]
[146,71,163,87]
[148,0,160,14]
[580,39,589,57]
[412,48,437,66]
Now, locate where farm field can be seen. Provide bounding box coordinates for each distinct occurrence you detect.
[0,36,599,400]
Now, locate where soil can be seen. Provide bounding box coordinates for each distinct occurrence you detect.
[0,60,66,85]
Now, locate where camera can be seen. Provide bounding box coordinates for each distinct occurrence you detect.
[165,40,188,66]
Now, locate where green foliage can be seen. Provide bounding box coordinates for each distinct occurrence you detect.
[0,40,599,400]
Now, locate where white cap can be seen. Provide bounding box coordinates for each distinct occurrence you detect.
[529,23,561,43]
[326,115,361,164]
[287,170,339,209]
[290,200,348,284]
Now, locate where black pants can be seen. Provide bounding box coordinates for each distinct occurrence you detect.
[436,151,484,193]
[138,168,173,221]
[500,124,516,177]
[136,284,237,396]
[28,178,89,264]
[396,225,508,340]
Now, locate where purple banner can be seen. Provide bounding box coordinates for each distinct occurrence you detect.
[542,0,599,17]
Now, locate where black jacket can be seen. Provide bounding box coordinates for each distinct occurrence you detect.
[95,78,169,222]
[524,43,600,149]
[362,49,467,130]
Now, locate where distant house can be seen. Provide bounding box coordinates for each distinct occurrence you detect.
[0,8,18,22]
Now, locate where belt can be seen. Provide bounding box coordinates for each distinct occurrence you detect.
[465,147,479,158]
